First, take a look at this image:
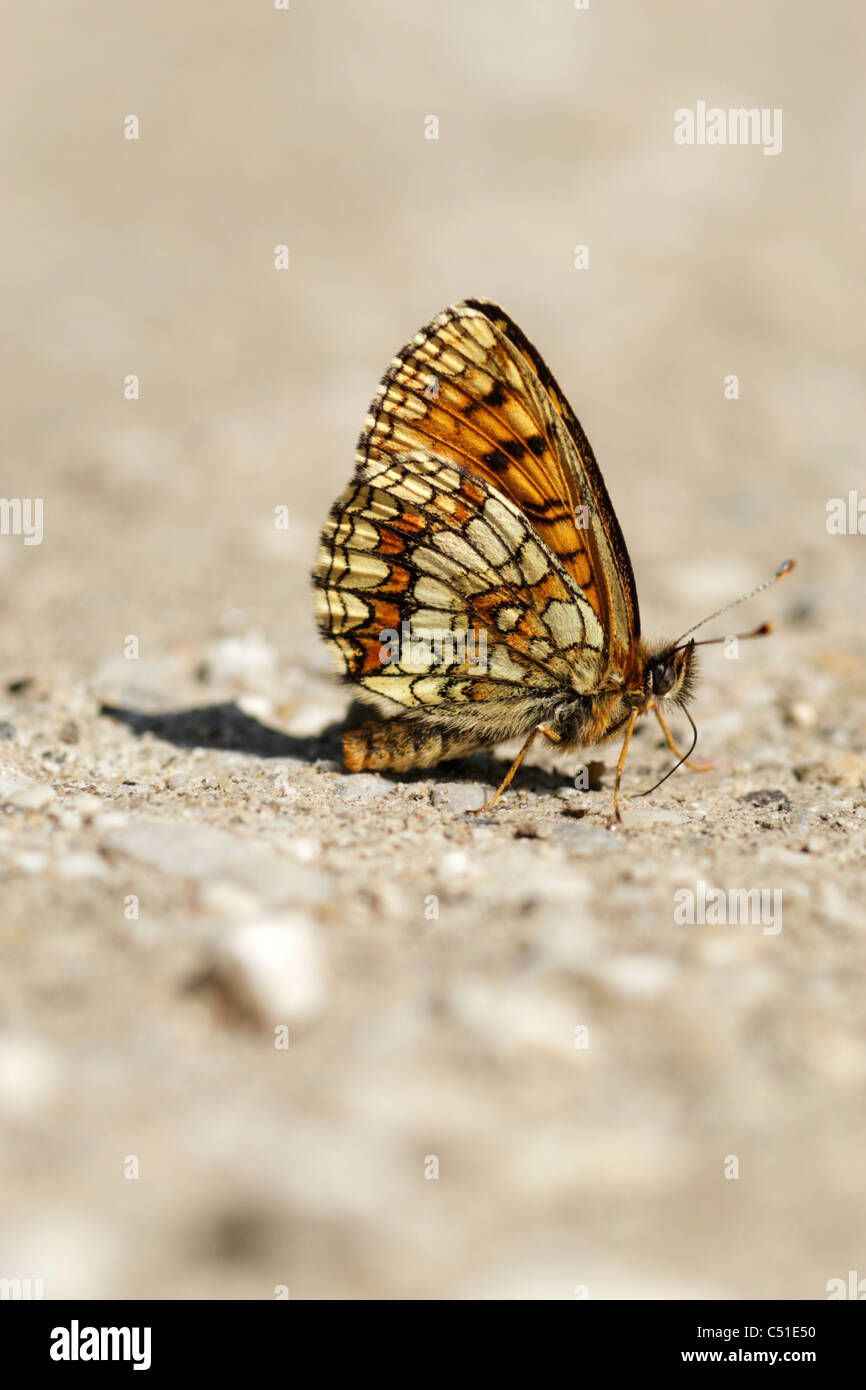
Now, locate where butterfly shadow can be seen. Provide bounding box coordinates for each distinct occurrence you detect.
[99,700,343,763]
[98,699,645,801]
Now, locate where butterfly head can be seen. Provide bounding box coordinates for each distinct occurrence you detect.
[646,641,697,707]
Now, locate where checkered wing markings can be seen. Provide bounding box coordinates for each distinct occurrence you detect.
[358,298,640,671]
[313,451,606,716]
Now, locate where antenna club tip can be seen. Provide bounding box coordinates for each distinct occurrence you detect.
[776,558,797,579]
[756,621,774,636]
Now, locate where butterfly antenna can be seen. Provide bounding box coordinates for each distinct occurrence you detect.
[690,620,774,649]
[674,558,796,647]
[634,706,699,799]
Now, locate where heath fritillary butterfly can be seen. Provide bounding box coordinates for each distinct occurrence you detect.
[312,299,794,819]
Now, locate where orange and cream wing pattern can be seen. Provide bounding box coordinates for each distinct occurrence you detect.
[312,448,606,721]
[357,298,641,671]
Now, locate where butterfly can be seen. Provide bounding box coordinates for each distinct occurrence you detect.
[312,298,794,819]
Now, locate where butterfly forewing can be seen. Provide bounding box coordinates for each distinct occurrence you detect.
[358,299,640,672]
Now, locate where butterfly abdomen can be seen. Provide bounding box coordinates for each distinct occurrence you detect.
[344,718,485,773]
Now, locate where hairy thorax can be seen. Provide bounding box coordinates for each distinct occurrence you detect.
[550,688,641,749]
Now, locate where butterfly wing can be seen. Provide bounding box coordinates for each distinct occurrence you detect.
[358,298,640,675]
[313,449,607,738]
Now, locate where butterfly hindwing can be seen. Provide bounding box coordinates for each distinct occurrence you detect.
[313,449,607,737]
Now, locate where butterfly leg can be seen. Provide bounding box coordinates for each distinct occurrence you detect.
[613,708,639,822]
[468,728,540,814]
[652,704,713,771]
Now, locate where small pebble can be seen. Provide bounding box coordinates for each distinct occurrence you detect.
[215,915,325,1028]
[202,633,279,686]
[794,753,866,789]
[11,851,48,875]
[741,789,792,813]
[593,954,676,1000]
[283,701,346,736]
[784,701,817,729]
[56,852,110,881]
[236,693,274,722]
[431,782,487,813]
[549,822,619,850]
[335,773,394,802]
[439,849,473,876]
[513,821,549,839]
[201,882,263,919]
[6,784,56,810]
[289,838,320,863]
[616,804,682,828]
[0,773,29,799]
[0,1037,61,1116]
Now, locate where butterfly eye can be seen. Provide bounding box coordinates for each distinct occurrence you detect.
[650,659,676,697]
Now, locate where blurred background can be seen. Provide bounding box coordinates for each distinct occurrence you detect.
[4,0,865,672]
[1,0,865,1300]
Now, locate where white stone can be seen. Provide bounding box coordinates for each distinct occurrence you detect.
[11,851,47,875]
[0,772,29,799]
[335,773,394,802]
[57,852,110,881]
[215,916,325,1027]
[200,882,263,919]
[595,954,676,999]
[6,784,56,810]
[236,693,274,721]
[787,701,817,728]
[431,782,487,812]
[205,633,279,685]
[0,1037,61,1115]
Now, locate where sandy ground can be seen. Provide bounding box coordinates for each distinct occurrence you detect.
[1,1,865,1299]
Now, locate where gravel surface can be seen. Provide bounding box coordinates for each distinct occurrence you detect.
[2,1,864,1299]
